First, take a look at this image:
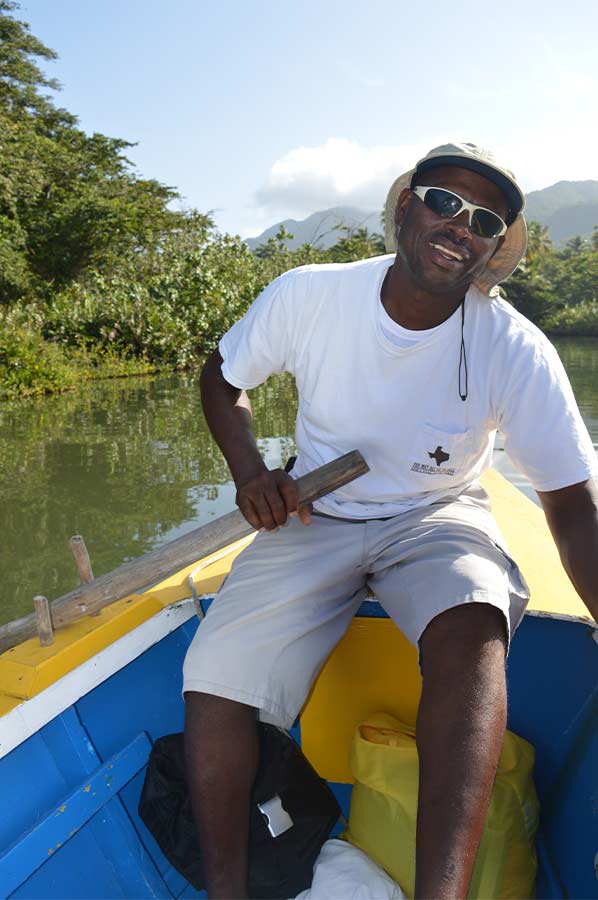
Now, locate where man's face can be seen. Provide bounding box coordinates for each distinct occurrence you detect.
[394,165,509,295]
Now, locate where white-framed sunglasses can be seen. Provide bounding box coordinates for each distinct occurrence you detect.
[412,185,508,239]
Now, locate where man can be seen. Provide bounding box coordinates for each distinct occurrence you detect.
[183,142,598,899]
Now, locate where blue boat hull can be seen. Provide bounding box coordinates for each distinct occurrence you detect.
[1,603,597,899]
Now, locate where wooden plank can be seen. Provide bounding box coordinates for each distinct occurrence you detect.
[0,450,368,654]
[0,732,151,897]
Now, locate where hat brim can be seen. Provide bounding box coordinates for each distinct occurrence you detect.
[383,171,528,297]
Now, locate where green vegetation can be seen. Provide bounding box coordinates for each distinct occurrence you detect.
[1,1,597,401]
[503,223,598,336]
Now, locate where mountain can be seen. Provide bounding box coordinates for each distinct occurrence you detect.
[524,181,598,244]
[244,206,380,251]
[245,181,598,249]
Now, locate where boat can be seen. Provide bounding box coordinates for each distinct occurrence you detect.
[0,465,596,899]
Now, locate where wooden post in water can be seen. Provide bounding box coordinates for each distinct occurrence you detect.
[69,535,94,584]
[69,535,100,615]
[33,596,54,647]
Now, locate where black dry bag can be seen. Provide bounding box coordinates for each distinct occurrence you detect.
[138,723,340,899]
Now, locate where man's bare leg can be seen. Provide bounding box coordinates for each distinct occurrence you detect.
[414,603,508,900]
[184,692,258,899]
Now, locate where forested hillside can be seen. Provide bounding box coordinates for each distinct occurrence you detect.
[1,0,596,401]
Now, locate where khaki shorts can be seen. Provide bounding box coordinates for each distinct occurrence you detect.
[182,491,529,729]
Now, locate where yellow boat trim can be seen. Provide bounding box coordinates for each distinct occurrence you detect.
[0,695,20,717]
[0,537,253,703]
[144,534,255,606]
[481,468,589,620]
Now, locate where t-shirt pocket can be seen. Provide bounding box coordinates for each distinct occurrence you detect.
[408,423,476,488]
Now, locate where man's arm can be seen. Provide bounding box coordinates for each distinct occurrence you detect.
[537,478,598,622]
[200,349,310,531]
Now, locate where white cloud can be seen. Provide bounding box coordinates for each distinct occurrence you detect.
[254,137,436,218]
[494,133,598,194]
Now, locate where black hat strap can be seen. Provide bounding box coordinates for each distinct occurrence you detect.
[459,299,468,402]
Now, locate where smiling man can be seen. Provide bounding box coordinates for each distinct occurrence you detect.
[184,143,598,899]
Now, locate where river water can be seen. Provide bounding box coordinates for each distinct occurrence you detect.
[1,337,597,626]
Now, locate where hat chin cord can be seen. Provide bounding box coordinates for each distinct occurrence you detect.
[459,298,468,401]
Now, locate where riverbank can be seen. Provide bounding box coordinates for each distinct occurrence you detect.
[0,327,160,401]
[3,313,597,403]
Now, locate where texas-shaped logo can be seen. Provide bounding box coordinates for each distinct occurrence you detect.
[428,445,450,466]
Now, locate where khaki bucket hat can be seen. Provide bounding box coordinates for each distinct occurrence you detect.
[384,142,528,296]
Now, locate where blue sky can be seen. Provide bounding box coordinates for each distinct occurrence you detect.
[20,0,598,238]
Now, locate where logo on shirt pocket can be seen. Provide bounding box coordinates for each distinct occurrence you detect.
[410,426,474,478]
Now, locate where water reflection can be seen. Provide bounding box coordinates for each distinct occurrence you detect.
[551,337,598,436]
[0,373,298,623]
[1,337,597,625]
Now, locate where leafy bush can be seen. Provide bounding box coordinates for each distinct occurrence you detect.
[0,301,157,399]
[504,225,598,333]
[541,302,598,336]
[0,319,77,399]
[43,220,261,368]
[501,265,556,327]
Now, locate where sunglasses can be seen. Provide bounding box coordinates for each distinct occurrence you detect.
[412,185,508,239]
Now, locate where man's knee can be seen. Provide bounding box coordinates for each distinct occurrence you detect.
[420,603,508,680]
[184,692,257,748]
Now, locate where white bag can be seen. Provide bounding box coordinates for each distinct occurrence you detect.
[295,838,406,899]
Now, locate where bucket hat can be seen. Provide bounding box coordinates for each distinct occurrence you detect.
[384,142,528,296]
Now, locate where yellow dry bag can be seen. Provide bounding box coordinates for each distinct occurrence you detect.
[343,713,539,899]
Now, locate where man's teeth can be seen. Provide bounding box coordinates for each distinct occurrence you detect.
[430,242,464,261]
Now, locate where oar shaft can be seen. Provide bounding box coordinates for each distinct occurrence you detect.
[0,450,368,654]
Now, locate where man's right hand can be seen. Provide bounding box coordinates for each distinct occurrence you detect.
[235,468,312,531]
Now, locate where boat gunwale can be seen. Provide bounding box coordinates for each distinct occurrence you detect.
[0,592,595,762]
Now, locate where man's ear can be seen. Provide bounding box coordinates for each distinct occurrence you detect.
[394,188,413,232]
[490,235,505,259]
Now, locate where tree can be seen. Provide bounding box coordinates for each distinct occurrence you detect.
[502,265,555,325]
[254,224,296,259]
[561,235,586,258]
[525,221,552,266]
[0,2,181,304]
[326,226,385,263]
[0,0,59,118]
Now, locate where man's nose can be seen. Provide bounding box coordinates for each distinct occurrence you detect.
[446,210,473,241]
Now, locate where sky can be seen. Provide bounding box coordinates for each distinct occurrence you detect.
[19,0,598,239]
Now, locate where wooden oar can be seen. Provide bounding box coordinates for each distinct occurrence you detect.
[0,450,369,654]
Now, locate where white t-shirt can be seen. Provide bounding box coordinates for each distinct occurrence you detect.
[219,254,597,519]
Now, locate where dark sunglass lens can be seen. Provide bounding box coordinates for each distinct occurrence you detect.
[424,188,462,218]
[472,209,503,238]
